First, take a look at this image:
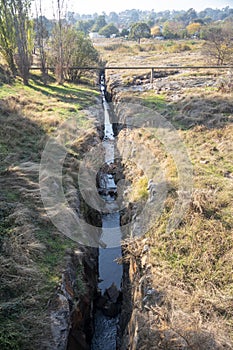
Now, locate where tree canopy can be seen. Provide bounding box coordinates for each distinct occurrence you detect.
[99,23,119,38]
[48,26,99,82]
[0,0,17,74]
[151,25,161,37]
[91,15,106,32]
[0,0,32,84]
[201,22,233,65]
[186,22,201,36]
[76,19,94,35]
[129,22,151,43]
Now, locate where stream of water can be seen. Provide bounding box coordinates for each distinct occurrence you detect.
[91,74,123,350]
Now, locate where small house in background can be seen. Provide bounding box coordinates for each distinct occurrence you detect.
[89,32,105,39]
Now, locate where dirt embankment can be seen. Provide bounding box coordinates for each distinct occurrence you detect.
[0,78,104,350]
[105,69,233,349]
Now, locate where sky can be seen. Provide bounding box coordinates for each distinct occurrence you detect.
[36,0,233,17]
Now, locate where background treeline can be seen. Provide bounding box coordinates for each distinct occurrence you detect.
[71,6,233,37]
[69,6,233,28]
[0,2,233,86]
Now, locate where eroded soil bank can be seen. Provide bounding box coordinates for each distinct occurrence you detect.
[103,67,233,349]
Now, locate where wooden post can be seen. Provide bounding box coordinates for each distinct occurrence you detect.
[150,68,154,84]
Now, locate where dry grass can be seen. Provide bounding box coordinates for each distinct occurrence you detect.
[95,38,205,86]
[121,118,233,347]
[0,73,100,348]
[100,41,233,349]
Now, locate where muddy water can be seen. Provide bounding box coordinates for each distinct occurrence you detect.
[91,75,123,350]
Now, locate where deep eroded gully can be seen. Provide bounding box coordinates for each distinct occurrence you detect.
[63,72,133,350]
[52,71,153,350]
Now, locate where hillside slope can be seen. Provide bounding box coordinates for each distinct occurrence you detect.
[100,40,233,349]
[0,71,100,349]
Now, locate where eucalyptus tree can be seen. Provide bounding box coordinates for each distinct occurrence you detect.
[56,0,64,84]
[48,25,99,82]
[49,0,68,84]
[0,0,33,84]
[9,0,33,85]
[129,22,151,43]
[0,0,17,74]
[34,0,48,84]
[99,23,119,38]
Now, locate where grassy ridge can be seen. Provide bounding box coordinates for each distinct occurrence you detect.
[0,73,99,348]
[101,39,233,348]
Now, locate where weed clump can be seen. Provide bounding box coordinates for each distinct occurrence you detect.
[217,70,233,93]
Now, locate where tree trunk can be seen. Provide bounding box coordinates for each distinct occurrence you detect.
[11,0,31,85]
[57,0,64,85]
[37,0,48,85]
[6,49,17,76]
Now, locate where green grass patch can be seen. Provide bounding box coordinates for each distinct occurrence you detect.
[35,227,86,294]
[0,320,25,350]
[35,228,75,277]
[5,191,20,202]
[129,176,148,202]
[0,76,99,114]
[140,93,167,110]
[29,76,99,109]
[0,76,99,170]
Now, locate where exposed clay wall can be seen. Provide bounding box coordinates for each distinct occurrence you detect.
[48,110,103,350]
[50,247,98,350]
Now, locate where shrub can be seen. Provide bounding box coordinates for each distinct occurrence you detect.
[170,43,191,53]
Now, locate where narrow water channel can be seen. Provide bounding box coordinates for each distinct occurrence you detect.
[91,74,123,349]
